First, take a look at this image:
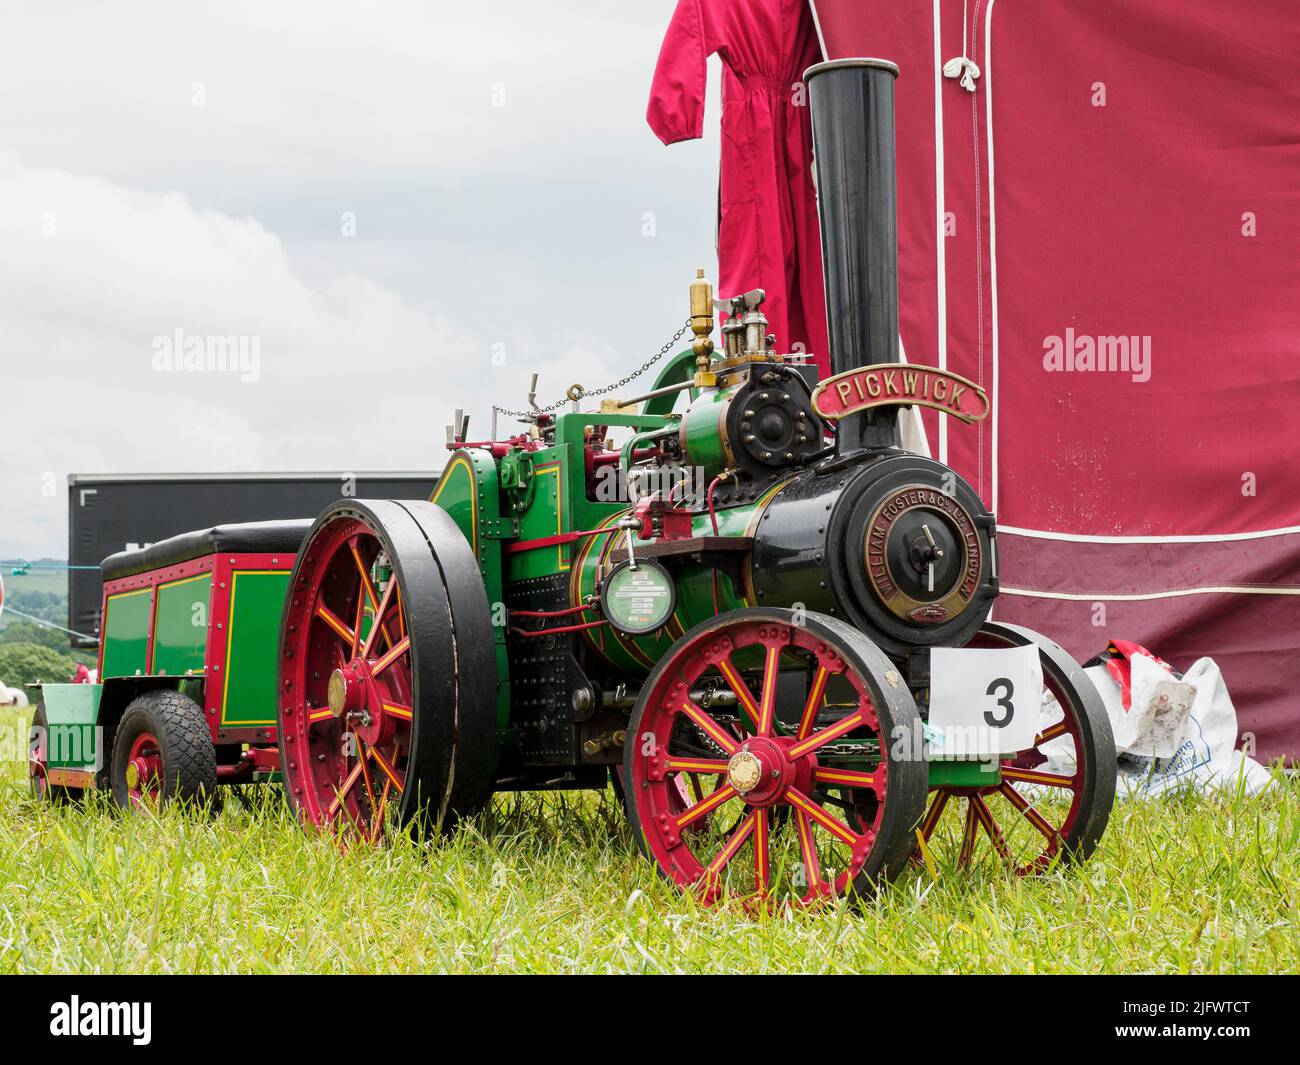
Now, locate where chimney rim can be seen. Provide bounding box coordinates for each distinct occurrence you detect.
[804,58,900,82]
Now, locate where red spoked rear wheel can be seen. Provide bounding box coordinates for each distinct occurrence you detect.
[625,608,927,908]
[914,622,1116,875]
[278,499,497,843]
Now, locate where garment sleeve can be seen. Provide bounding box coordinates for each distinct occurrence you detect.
[645,0,725,145]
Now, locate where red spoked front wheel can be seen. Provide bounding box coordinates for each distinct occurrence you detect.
[277,500,497,843]
[625,608,928,907]
[914,622,1116,875]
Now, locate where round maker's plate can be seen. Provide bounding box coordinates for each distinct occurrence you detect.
[600,559,676,636]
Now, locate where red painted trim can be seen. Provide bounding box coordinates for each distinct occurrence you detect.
[510,619,609,638]
[102,554,217,598]
[144,585,158,674]
[509,604,593,619]
[504,527,610,556]
[215,727,278,745]
[208,553,295,738]
[216,744,281,780]
[207,555,232,740]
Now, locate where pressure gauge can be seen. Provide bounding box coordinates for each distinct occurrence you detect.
[599,559,676,636]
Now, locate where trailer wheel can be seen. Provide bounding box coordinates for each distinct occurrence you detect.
[912,622,1117,875]
[625,608,928,908]
[110,690,217,809]
[277,500,496,844]
[29,704,70,804]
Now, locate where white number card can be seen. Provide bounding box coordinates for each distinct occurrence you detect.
[928,645,1043,757]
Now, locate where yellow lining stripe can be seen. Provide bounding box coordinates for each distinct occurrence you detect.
[372,637,410,675]
[674,782,736,829]
[370,748,404,792]
[678,699,739,755]
[787,788,857,846]
[797,665,832,739]
[787,710,864,760]
[534,463,567,571]
[814,767,875,788]
[316,604,355,644]
[430,454,479,555]
[717,659,760,728]
[757,643,780,735]
[665,758,728,775]
[740,478,794,606]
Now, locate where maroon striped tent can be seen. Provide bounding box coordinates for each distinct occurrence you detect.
[650,0,1300,761]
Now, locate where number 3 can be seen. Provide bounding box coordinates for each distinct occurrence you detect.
[984,677,1014,727]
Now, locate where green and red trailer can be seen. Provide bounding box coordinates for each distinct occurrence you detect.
[30,522,307,806]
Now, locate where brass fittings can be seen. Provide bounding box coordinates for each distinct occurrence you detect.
[689,268,717,387]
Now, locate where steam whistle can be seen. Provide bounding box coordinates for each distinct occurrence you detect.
[689,269,716,387]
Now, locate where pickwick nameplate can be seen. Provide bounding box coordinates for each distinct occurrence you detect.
[811,363,990,424]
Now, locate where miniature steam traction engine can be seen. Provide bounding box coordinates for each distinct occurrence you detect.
[30,58,1115,907]
[273,58,1115,905]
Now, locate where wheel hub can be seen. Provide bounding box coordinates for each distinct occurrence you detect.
[330,660,395,746]
[726,750,763,794]
[727,736,808,807]
[124,733,162,801]
[328,664,364,718]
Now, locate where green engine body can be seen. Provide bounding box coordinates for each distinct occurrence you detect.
[427,341,999,785]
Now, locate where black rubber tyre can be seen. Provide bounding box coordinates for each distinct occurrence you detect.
[395,500,499,829]
[277,499,498,842]
[110,689,217,809]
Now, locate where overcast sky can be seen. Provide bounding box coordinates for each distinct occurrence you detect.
[0,1,722,559]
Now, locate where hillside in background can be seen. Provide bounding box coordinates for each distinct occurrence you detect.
[1,561,95,687]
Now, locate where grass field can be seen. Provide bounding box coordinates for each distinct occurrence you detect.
[1,706,1295,974]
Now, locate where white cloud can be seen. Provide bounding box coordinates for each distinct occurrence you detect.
[0,2,723,558]
[0,152,621,556]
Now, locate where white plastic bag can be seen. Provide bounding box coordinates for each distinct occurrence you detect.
[1085,652,1272,799]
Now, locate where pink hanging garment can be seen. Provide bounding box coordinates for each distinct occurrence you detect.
[647,0,829,372]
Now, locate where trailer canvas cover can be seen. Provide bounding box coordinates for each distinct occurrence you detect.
[800,0,1300,762]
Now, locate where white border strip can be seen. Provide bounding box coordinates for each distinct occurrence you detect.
[934,0,949,465]
[999,524,1300,545]
[1003,585,1300,602]
[808,0,829,57]
[985,0,1000,516]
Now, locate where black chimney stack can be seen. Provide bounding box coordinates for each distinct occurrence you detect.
[805,58,901,454]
